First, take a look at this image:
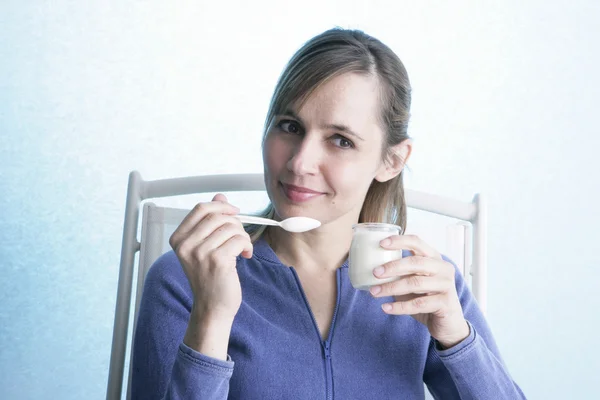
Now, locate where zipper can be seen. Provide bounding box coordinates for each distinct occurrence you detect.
[323,340,332,400]
[290,267,342,400]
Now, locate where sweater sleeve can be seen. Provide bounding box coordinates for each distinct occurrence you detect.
[130,251,234,400]
[423,257,527,400]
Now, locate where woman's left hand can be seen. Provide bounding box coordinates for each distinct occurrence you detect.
[369,234,470,349]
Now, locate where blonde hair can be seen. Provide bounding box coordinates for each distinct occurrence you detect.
[247,28,411,242]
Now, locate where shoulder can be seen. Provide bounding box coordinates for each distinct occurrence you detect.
[144,250,189,294]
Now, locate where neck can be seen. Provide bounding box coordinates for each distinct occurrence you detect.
[265,222,353,275]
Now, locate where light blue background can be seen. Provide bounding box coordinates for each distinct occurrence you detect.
[1,1,598,399]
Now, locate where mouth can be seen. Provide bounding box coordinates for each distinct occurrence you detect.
[280,182,325,202]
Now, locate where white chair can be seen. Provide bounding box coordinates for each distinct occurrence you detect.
[106,171,488,400]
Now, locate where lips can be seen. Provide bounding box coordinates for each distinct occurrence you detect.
[280,183,324,202]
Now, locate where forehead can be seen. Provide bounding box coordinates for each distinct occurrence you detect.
[295,72,384,135]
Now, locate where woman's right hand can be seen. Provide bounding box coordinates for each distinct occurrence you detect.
[169,193,253,357]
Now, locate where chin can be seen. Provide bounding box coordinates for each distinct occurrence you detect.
[272,200,314,220]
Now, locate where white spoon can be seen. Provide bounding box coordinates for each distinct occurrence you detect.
[236,215,321,233]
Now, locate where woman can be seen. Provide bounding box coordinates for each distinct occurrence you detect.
[132,28,526,399]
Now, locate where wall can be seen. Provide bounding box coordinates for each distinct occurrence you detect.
[1,1,597,398]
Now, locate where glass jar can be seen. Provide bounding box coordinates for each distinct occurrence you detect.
[348,223,403,290]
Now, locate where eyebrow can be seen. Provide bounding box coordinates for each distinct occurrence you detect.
[281,109,365,141]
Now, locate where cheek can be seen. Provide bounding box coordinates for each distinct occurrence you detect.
[264,134,289,174]
[326,157,376,194]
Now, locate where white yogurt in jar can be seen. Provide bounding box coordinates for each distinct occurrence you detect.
[348,223,403,290]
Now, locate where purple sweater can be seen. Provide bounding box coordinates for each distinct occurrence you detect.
[131,238,525,399]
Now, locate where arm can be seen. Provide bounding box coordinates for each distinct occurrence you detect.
[131,194,252,399]
[130,251,234,400]
[370,235,526,399]
[423,258,527,399]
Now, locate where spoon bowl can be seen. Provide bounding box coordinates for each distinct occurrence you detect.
[278,216,322,233]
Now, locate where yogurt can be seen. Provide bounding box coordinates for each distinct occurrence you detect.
[348,223,403,290]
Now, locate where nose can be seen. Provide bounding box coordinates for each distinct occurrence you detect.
[286,135,321,176]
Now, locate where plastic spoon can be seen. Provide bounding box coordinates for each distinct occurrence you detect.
[236,215,321,233]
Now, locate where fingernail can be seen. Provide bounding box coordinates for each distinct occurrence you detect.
[373,266,385,277]
[380,238,391,247]
[370,285,381,295]
[382,303,392,312]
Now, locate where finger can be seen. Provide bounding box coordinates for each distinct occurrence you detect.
[379,234,441,259]
[214,234,254,264]
[175,214,244,257]
[191,217,249,256]
[179,194,238,234]
[370,275,448,298]
[170,200,239,248]
[174,200,239,241]
[240,247,253,259]
[373,256,448,279]
[212,193,228,203]
[381,293,444,315]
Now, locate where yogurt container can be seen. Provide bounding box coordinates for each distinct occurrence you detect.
[348,223,403,290]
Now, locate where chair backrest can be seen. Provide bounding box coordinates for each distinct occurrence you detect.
[106,171,487,400]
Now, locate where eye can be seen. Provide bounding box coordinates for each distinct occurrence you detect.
[332,135,354,149]
[277,119,301,134]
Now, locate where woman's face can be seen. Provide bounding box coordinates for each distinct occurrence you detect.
[263,72,403,228]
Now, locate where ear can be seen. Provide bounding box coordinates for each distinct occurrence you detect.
[375,138,412,183]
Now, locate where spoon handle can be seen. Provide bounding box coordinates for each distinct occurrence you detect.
[235,214,280,227]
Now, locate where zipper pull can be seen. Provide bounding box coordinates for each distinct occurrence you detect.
[323,342,331,359]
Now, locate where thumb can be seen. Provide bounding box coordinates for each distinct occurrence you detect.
[212,193,239,215]
[212,193,228,203]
